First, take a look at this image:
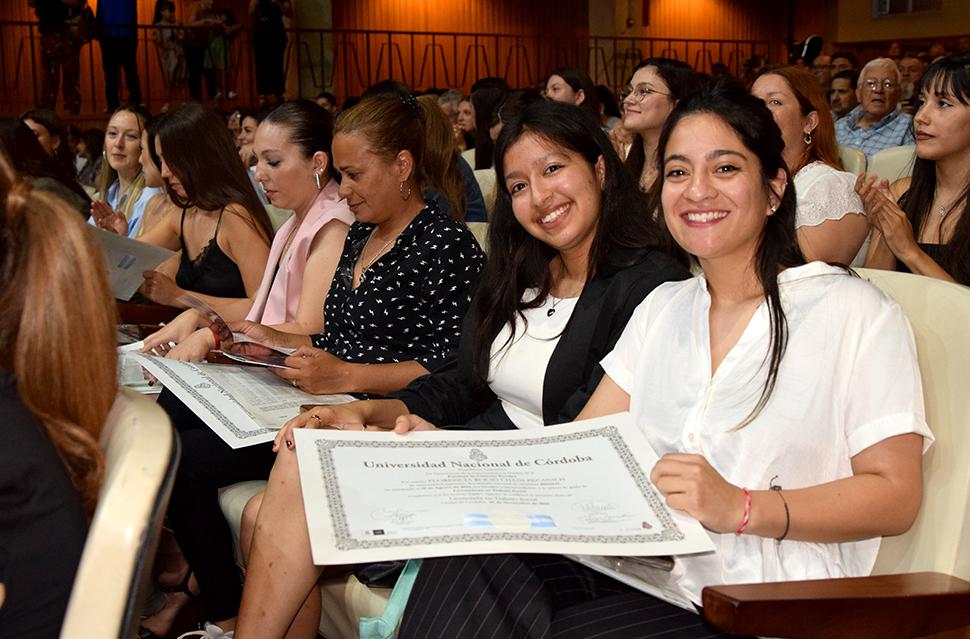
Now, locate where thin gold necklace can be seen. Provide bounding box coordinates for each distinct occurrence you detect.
[358,232,396,284]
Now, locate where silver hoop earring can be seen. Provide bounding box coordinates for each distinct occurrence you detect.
[399,180,412,201]
[803,130,813,145]
[314,171,322,190]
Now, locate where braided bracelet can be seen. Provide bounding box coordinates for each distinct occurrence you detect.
[735,487,751,535]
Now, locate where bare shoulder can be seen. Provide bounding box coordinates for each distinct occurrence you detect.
[308,218,351,253]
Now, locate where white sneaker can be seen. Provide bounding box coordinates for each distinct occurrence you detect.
[177,622,234,638]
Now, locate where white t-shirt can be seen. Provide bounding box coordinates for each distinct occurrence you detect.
[488,290,579,429]
[600,262,933,606]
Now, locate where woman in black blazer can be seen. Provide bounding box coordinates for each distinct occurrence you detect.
[233,100,689,638]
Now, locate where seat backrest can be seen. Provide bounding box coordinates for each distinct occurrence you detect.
[60,389,179,639]
[856,269,970,582]
[867,144,917,182]
[467,221,489,254]
[473,168,496,217]
[838,144,867,176]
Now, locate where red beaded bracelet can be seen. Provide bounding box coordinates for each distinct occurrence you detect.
[735,487,751,535]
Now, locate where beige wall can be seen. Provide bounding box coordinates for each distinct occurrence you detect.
[837,0,970,42]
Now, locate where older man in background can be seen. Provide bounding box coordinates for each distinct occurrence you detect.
[835,57,914,158]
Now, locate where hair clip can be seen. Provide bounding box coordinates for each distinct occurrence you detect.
[400,94,422,118]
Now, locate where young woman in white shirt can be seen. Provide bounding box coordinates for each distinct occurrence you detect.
[388,80,931,637]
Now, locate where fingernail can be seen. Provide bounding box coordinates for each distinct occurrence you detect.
[148,380,154,386]
[286,439,294,449]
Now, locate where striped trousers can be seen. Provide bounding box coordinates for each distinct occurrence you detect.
[398,554,747,639]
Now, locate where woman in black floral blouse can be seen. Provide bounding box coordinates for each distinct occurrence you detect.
[148,95,484,638]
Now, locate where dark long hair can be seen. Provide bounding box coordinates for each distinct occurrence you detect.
[472,100,673,384]
[656,78,805,427]
[548,67,600,118]
[900,53,970,285]
[0,119,92,210]
[264,99,334,181]
[624,58,698,184]
[157,103,272,240]
[471,77,510,170]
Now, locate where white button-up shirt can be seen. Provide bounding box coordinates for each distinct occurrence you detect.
[601,262,933,605]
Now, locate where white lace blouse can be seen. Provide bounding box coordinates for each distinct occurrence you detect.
[793,161,864,228]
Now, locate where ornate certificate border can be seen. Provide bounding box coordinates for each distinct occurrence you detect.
[135,356,268,440]
[315,425,685,550]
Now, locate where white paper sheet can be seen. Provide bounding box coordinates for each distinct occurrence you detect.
[91,226,175,300]
[131,354,354,448]
[294,414,716,565]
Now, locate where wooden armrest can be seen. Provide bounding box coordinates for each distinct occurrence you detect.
[702,572,970,638]
[117,301,182,325]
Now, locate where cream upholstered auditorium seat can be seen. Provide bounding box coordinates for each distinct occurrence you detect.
[60,389,178,639]
[703,269,970,637]
[265,204,294,233]
[473,168,496,218]
[466,221,489,253]
[837,144,867,176]
[868,144,917,183]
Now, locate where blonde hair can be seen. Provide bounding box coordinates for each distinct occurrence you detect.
[97,105,149,224]
[0,147,116,517]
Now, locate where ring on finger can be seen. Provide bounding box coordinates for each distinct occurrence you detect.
[310,414,321,422]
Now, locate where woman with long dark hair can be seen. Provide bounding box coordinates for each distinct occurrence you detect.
[858,53,970,285]
[544,67,600,121]
[233,99,689,638]
[254,80,929,639]
[470,77,510,169]
[620,58,698,191]
[132,103,273,315]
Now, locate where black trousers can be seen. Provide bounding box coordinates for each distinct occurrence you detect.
[252,35,286,96]
[158,389,276,621]
[400,554,746,639]
[99,36,140,109]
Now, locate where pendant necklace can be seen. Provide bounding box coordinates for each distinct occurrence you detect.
[547,297,563,317]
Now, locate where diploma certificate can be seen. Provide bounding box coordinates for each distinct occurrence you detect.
[295,414,715,565]
[131,354,354,448]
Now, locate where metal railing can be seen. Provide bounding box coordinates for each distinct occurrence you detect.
[0,20,769,118]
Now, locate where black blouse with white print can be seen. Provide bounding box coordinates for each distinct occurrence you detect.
[311,200,485,373]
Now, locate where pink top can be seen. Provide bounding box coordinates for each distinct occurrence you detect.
[246,179,354,325]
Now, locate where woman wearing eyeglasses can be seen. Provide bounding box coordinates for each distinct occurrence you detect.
[617,58,699,191]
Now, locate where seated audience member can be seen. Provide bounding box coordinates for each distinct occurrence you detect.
[76,127,104,188]
[143,95,486,638]
[141,100,352,361]
[899,56,927,112]
[619,58,698,191]
[858,53,970,285]
[0,119,92,218]
[314,90,339,115]
[835,57,916,158]
[753,67,868,263]
[456,95,476,152]
[829,70,859,119]
[362,81,485,221]
[20,107,74,175]
[91,106,162,237]
[236,106,272,167]
[831,51,858,75]
[810,54,833,89]
[93,115,172,238]
[0,148,117,638]
[595,84,623,130]
[390,79,929,639]
[234,98,690,639]
[127,103,273,314]
[544,67,601,121]
[436,88,463,127]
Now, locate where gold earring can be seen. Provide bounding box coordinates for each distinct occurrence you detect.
[399,180,412,200]
[803,130,813,145]
[314,171,322,190]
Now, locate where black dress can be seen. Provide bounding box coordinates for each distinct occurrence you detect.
[251,0,287,96]
[175,207,247,299]
[0,371,87,639]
